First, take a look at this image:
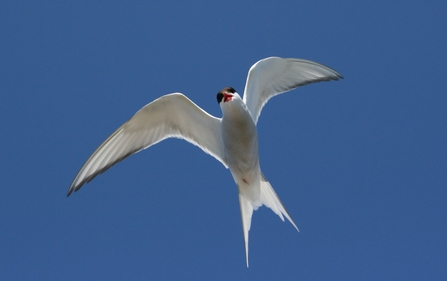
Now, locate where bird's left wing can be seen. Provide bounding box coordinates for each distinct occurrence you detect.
[243,57,343,124]
[68,93,226,196]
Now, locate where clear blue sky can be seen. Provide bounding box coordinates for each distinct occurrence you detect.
[1,1,446,280]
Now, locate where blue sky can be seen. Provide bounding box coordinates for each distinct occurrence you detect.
[1,1,446,280]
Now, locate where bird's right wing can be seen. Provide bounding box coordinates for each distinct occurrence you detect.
[68,93,226,196]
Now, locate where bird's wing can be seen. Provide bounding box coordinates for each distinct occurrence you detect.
[67,93,226,196]
[242,57,343,124]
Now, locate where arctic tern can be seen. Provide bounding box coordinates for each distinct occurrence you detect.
[68,57,342,267]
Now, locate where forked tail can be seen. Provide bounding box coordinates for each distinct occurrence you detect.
[238,173,299,267]
[259,173,299,231]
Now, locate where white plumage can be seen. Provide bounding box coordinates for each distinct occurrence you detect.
[68,57,342,267]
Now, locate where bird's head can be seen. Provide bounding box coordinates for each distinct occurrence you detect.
[217,87,240,105]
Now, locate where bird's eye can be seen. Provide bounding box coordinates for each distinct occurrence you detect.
[217,92,224,104]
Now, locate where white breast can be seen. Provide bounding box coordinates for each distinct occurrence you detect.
[221,97,259,183]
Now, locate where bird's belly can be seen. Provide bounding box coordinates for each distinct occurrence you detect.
[225,140,258,173]
[222,116,259,182]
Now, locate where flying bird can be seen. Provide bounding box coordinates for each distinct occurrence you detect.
[68,57,342,267]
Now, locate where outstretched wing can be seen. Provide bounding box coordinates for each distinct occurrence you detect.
[243,57,343,124]
[68,93,226,196]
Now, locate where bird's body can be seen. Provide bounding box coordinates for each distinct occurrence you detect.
[220,91,259,191]
[68,57,342,267]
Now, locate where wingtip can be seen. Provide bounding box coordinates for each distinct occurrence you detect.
[329,72,343,81]
[66,188,73,197]
[66,184,77,197]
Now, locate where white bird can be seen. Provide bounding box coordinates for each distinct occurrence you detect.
[68,57,342,267]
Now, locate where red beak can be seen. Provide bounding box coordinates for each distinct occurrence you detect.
[224,93,233,102]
